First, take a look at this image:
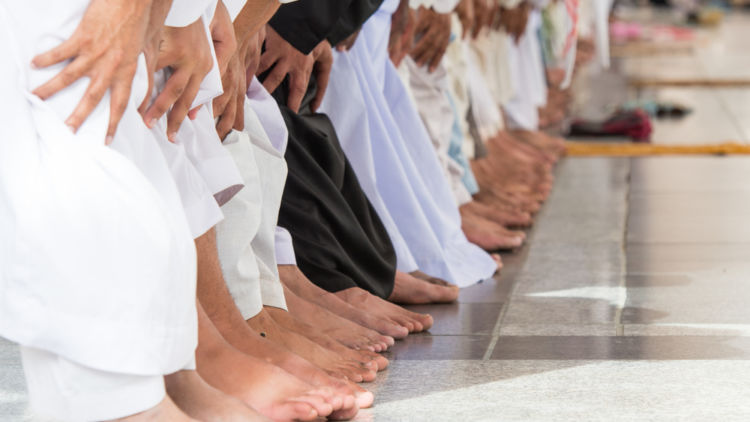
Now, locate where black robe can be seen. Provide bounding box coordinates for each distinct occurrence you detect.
[266,0,395,298]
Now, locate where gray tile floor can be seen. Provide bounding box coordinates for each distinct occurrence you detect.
[355,156,750,421]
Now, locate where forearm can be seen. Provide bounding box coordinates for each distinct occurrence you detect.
[233,0,279,44]
[146,0,172,40]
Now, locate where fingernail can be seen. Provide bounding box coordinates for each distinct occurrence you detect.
[66,124,76,134]
[147,119,157,129]
[168,132,177,143]
[30,61,39,70]
[105,135,114,146]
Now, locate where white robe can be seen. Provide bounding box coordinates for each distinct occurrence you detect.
[0,0,198,381]
[320,0,496,287]
[505,10,547,130]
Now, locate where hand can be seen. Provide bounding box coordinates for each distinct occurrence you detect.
[142,19,214,142]
[499,2,531,43]
[471,0,493,38]
[31,0,151,143]
[456,0,475,39]
[336,30,361,52]
[310,40,333,112]
[213,26,266,139]
[244,27,266,80]
[389,0,417,66]
[211,1,242,140]
[410,7,452,73]
[213,52,244,140]
[211,1,238,76]
[257,26,314,113]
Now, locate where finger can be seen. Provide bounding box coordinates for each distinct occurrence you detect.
[166,75,202,141]
[311,62,331,112]
[31,36,80,69]
[212,90,232,117]
[256,49,279,76]
[260,62,289,96]
[143,68,191,128]
[105,70,136,144]
[411,37,434,67]
[64,60,119,132]
[215,96,236,140]
[286,68,311,113]
[188,106,200,120]
[428,41,448,73]
[138,69,155,116]
[232,90,245,132]
[32,54,95,100]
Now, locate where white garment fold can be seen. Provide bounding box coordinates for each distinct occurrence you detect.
[505,10,547,130]
[216,95,289,319]
[320,0,496,287]
[400,57,473,206]
[0,0,198,385]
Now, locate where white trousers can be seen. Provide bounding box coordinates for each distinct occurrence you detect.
[21,346,165,422]
[216,99,289,319]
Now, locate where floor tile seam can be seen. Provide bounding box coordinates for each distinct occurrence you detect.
[482,158,574,360]
[482,241,531,360]
[616,158,634,336]
[714,86,750,142]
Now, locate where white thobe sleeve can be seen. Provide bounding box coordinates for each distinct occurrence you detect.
[275,227,298,265]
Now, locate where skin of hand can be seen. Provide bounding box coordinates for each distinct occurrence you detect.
[214,0,278,139]
[410,7,452,73]
[472,0,495,37]
[143,18,214,142]
[140,0,175,115]
[499,2,531,43]
[210,1,243,140]
[310,40,333,112]
[336,30,361,52]
[257,25,315,113]
[456,0,475,39]
[233,0,280,44]
[389,0,417,67]
[31,0,153,144]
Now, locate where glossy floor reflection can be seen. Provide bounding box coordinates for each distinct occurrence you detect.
[352,156,750,421]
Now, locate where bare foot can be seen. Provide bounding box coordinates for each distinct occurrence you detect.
[279,265,413,339]
[112,397,197,422]
[461,208,525,251]
[247,308,378,383]
[410,270,452,287]
[387,271,459,305]
[196,305,346,421]
[265,305,389,372]
[165,370,270,422]
[462,200,532,229]
[491,253,504,270]
[335,287,435,332]
[283,284,394,352]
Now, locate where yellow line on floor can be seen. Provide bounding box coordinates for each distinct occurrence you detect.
[565,141,750,157]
